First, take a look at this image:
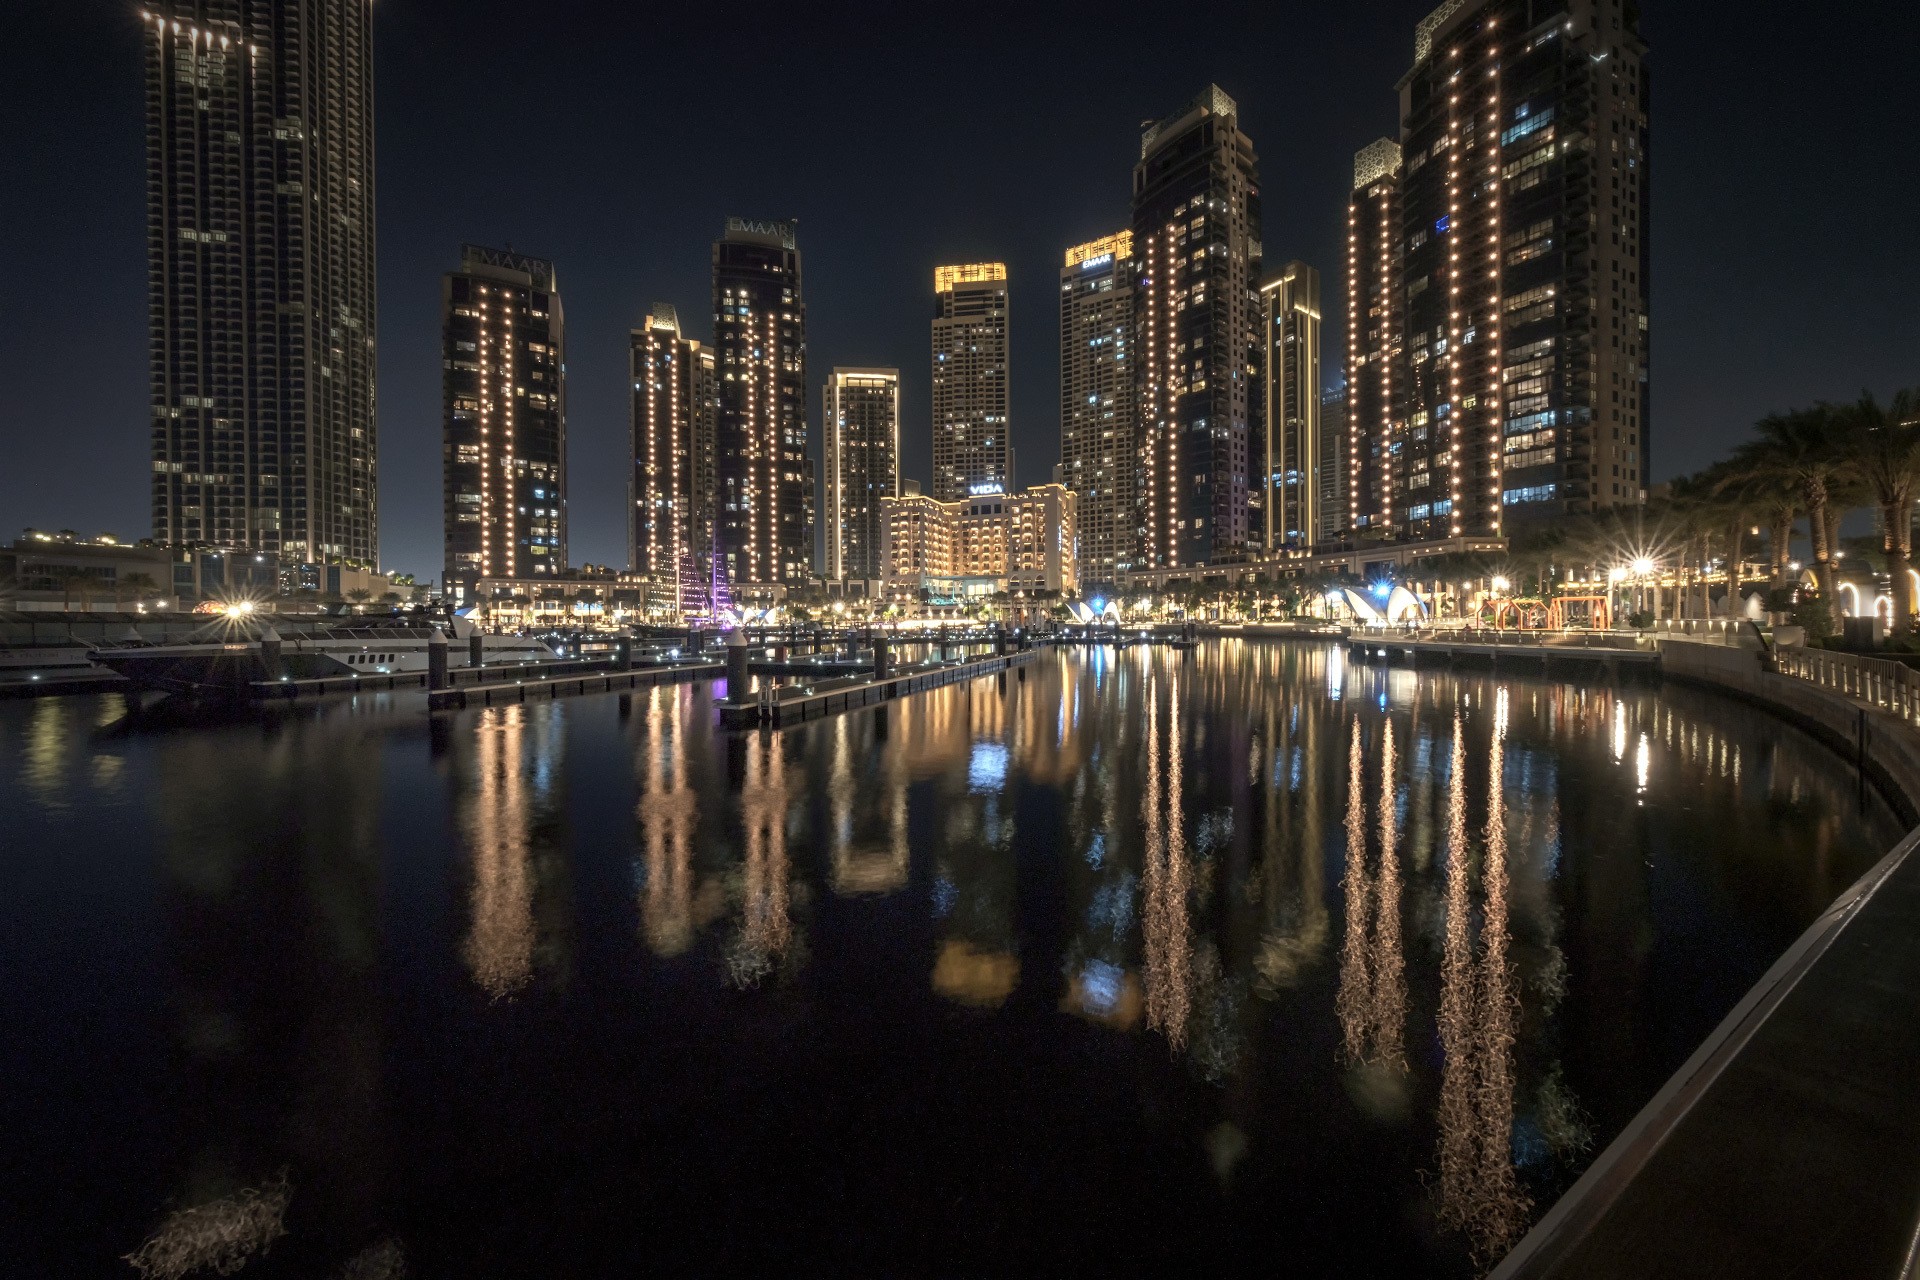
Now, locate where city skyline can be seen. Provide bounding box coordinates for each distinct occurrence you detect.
[5,2,1919,578]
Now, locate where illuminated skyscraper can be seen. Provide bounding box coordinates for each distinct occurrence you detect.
[144,1,377,566]
[823,368,900,584]
[1350,0,1651,537]
[1259,261,1323,549]
[712,218,813,590]
[1318,388,1350,544]
[630,304,715,609]
[442,246,566,603]
[1345,140,1404,538]
[1059,232,1137,589]
[931,264,1012,502]
[1132,85,1262,569]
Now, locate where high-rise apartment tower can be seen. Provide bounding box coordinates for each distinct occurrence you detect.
[1132,85,1263,568]
[931,264,1012,502]
[630,304,715,614]
[1059,232,1138,589]
[712,218,813,591]
[1345,139,1404,538]
[823,368,900,584]
[144,1,378,566]
[1348,0,1650,538]
[1259,261,1323,549]
[441,246,566,603]
[1317,388,1351,544]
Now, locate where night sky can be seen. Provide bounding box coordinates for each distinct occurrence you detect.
[3,1,1917,579]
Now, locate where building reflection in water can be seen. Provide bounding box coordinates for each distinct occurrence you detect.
[454,703,572,1000]
[917,679,1022,1009]
[637,686,702,956]
[18,694,131,811]
[1140,667,1193,1050]
[3,638,1903,1271]
[1250,660,1331,996]
[728,733,795,988]
[1336,716,1407,1070]
[827,712,908,897]
[1434,701,1530,1261]
[143,712,393,1270]
[1059,654,1144,1031]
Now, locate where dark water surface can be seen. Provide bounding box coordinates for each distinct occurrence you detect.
[0,642,1901,1277]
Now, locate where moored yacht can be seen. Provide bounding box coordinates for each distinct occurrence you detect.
[90,615,557,697]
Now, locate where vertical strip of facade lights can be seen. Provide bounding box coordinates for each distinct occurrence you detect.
[1346,202,1361,533]
[756,312,771,583]
[1377,180,1393,532]
[644,332,659,578]
[503,301,516,570]
[668,340,682,586]
[1482,18,1505,534]
[1141,230,1161,568]
[741,299,758,584]
[1446,47,1465,538]
[1160,224,1179,568]
[478,287,493,577]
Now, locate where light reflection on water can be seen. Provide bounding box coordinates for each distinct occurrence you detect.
[0,643,1903,1276]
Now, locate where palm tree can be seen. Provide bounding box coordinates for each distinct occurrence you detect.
[1705,459,1797,614]
[1732,404,1855,627]
[1842,390,1920,631]
[120,572,161,610]
[346,587,373,613]
[56,567,98,612]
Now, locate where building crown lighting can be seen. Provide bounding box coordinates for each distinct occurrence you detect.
[934,263,1008,293]
[1065,232,1133,268]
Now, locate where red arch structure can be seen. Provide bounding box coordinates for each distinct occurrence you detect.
[1479,598,1550,630]
[1549,595,1610,630]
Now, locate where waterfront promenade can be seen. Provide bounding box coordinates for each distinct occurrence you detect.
[1496,636,1920,1278]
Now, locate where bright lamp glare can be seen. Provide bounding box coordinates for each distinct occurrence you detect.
[1631,556,1654,575]
[1491,575,1510,591]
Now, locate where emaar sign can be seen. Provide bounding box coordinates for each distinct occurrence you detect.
[725,217,796,249]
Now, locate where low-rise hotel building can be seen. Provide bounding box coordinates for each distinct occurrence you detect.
[879,482,1077,603]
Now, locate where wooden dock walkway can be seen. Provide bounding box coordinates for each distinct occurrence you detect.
[719,650,1036,728]
[425,660,722,709]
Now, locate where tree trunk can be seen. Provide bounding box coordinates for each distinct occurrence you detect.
[1892,504,1917,635]
[1725,518,1746,618]
[1807,491,1840,633]
[1702,535,1715,618]
[1770,516,1791,589]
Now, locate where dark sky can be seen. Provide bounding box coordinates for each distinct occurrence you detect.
[4,1,1917,578]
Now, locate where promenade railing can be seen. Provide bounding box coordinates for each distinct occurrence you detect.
[1772,645,1920,730]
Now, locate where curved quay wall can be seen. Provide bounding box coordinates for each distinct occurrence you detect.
[1491,638,1920,1280]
